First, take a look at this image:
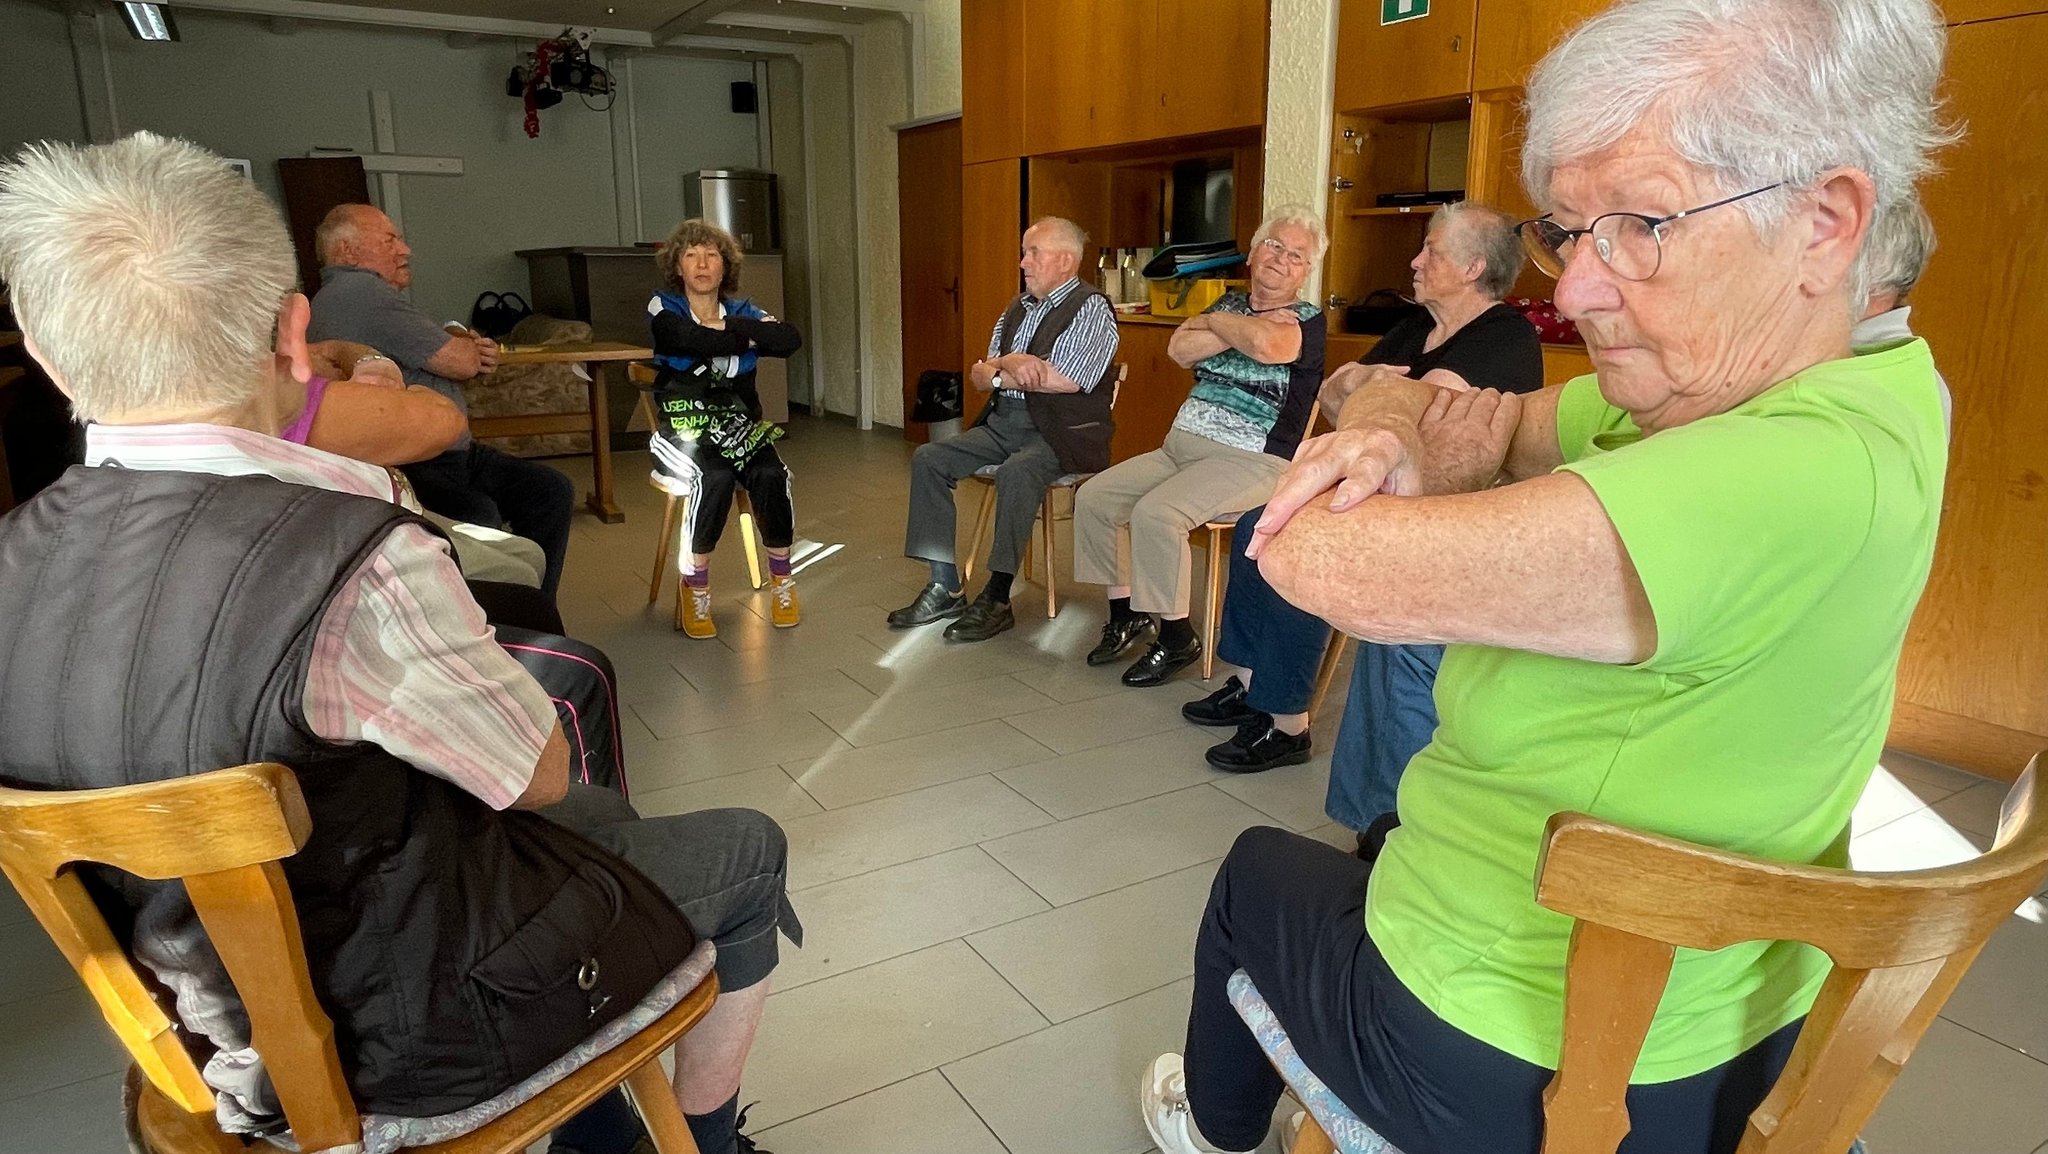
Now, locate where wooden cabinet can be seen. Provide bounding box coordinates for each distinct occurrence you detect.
[1109,319,1193,464]
[960,159,1025,425]
[1471,0,1608,95]
[1335,0,1477,113]
[1886,11,2048,780]
[962,0,1025,163]
[1157,0,1271,137]
[1021,0,1268,155]
[1937,0,2048,22]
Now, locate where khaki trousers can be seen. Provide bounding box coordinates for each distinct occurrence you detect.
[1073,428,1287,616]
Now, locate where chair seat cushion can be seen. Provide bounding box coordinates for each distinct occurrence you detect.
[1227,969,1404,1154]
[968,464,1093,487]
[337,940,718,1153]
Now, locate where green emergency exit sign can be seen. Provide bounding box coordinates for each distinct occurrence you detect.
[1382,0,1430,25]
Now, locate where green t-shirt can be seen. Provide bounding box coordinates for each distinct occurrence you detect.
[1365,339,1949,1081]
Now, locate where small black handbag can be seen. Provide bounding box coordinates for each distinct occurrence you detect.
[469,291,534,339]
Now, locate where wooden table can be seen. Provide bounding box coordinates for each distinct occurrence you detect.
[475,341,651,524]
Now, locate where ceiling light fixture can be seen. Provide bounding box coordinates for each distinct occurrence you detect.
[118,2,179,41]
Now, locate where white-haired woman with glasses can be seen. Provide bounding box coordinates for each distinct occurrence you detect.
[1139,1,1952,1152]
[1072,205,1328,687]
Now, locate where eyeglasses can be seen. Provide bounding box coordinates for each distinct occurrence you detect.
[1515,183,1786,282]
[1257,236,1312,269]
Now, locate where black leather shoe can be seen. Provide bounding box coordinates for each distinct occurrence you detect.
[1086,615,1155,666]
[1205,715,1312,773]
[1121,637,1203,687]
[944,593,1015,642]
[887,582,967,628]
[1182,674,1257,727]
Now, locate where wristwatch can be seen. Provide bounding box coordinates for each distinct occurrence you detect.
[991,370,1006,392]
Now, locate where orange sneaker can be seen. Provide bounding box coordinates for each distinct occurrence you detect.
[769,576,801,628]
[676,582,717,638]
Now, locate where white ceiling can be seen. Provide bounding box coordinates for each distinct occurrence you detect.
[171,0,926,53]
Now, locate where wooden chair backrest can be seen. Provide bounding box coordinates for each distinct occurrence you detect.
[0,763,363,1151]
[1535,755,2048,1154]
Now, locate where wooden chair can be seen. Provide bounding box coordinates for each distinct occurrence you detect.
[0,763,717,1154]
[628,363,766,610]
[1262,754,2048,1154]
[960,364,1128,619]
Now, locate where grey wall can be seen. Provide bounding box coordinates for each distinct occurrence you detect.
[0,4,766,328]
[767,56,816,407]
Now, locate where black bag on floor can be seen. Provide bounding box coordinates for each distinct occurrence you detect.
[496,626,628,796]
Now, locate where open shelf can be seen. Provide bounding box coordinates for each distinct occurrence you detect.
[1346,205,1442,218]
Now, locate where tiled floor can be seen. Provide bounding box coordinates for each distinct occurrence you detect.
[5,415,2047,1153]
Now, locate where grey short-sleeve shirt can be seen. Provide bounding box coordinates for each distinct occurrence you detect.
[307,266,471,450]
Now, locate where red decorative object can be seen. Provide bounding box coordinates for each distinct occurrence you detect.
[1508,297,1582,345]
[523,40,560,139]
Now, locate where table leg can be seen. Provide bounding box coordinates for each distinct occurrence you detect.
[585,360,624,523]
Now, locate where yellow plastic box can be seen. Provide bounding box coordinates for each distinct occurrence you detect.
[1149,277,1246,319]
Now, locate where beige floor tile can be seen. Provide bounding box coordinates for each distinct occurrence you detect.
[1302,821,1363,852]
[996,726,1229,819]
[1003,686,1197,755]
[629,667,876,738]
[1937,905,2048,1059]
[842,632,1058,695]
[629,765,823,825]
[813,670,1059,747]
[1934,779,2015,838]
[0,914,87,1008]
[0,1072,130,1151]
[1852,806,1991,872]
[751,1071,1009,1154]
[984,785,1271,905]
[1213,751,1334,831]
[666,627,891,691]
[780,847,1049,990]
[968,861,1217,1022]
[0,987,128,1102]
[1864,1019,2048,1154]
[1852,765,1954,836]
[1882,747,1995,794]
[943,979,1194,1154]
[741,941,1048,1129]
[1008,657,1132,703]
[781,775,1054,891]
[786,718,1055,809]
[629,708,850,790]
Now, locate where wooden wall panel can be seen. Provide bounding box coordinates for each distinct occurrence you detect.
[961,0,1025,163]
[1471,0,1608,94]
[1939,0,2048,23]
[1157,0,1271,138]
[1890,13,2048,766]
[961,159,1025,425]
[1109,321,1192,464]
[1335,0,1477,112]
[1023,0,1156,155]
[1027,157,1116,280]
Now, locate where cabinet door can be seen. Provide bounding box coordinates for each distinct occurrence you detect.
[1155,0,1270,138]
[960,159,1024,425]
[1335,0,1477,112]
[1890,11,2048,774]
[962,0,1026,163]
[1108,321,1193,464]
[1023,0,1157,153]
[1472,0,1609,93]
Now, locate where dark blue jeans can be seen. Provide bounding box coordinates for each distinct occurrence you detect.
[1215,508,1442,832]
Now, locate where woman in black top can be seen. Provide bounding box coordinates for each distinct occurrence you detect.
[1184,203,1544,814]
[647,218,804,639]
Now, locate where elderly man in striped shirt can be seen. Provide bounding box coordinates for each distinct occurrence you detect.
[889,216,1120,641]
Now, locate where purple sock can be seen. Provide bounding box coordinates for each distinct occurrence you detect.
[684,569,709,589]
[768,555,792,578]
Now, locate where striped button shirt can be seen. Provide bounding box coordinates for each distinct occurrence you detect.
[84,424,554,810]
[986,276,1119,399]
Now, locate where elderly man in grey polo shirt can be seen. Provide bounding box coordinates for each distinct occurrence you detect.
[888,216,1119,642]
[308,203,576,598]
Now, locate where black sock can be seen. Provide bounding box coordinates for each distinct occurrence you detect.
[685,1093,739,1154]
[1109,596,1138,624]
[982,571,1015,604]
[1159,616,1196,649]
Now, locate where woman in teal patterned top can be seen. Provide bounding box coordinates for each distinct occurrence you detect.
[1071,205,1328,687]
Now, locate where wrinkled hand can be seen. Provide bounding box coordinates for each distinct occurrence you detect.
[1243,424,1422,559]
[1318,362,1410,419]
[1006,357,1048,391]
[1416,387,1522,495]
[473,335,500,374]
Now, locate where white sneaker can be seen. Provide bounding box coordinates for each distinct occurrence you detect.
[1141,1053,1258,1154]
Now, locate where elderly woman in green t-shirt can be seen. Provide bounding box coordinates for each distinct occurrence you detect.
[1136,2,1954,1154]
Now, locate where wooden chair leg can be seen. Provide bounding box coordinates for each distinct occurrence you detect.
[1309,633,1353,720]
[1042,490,1059,619]
[962,481,995,588]
[1201,526,1224,679]
[1290,1113,1338,1154]
[623,1058,702,1154]
[649,492,679,605]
